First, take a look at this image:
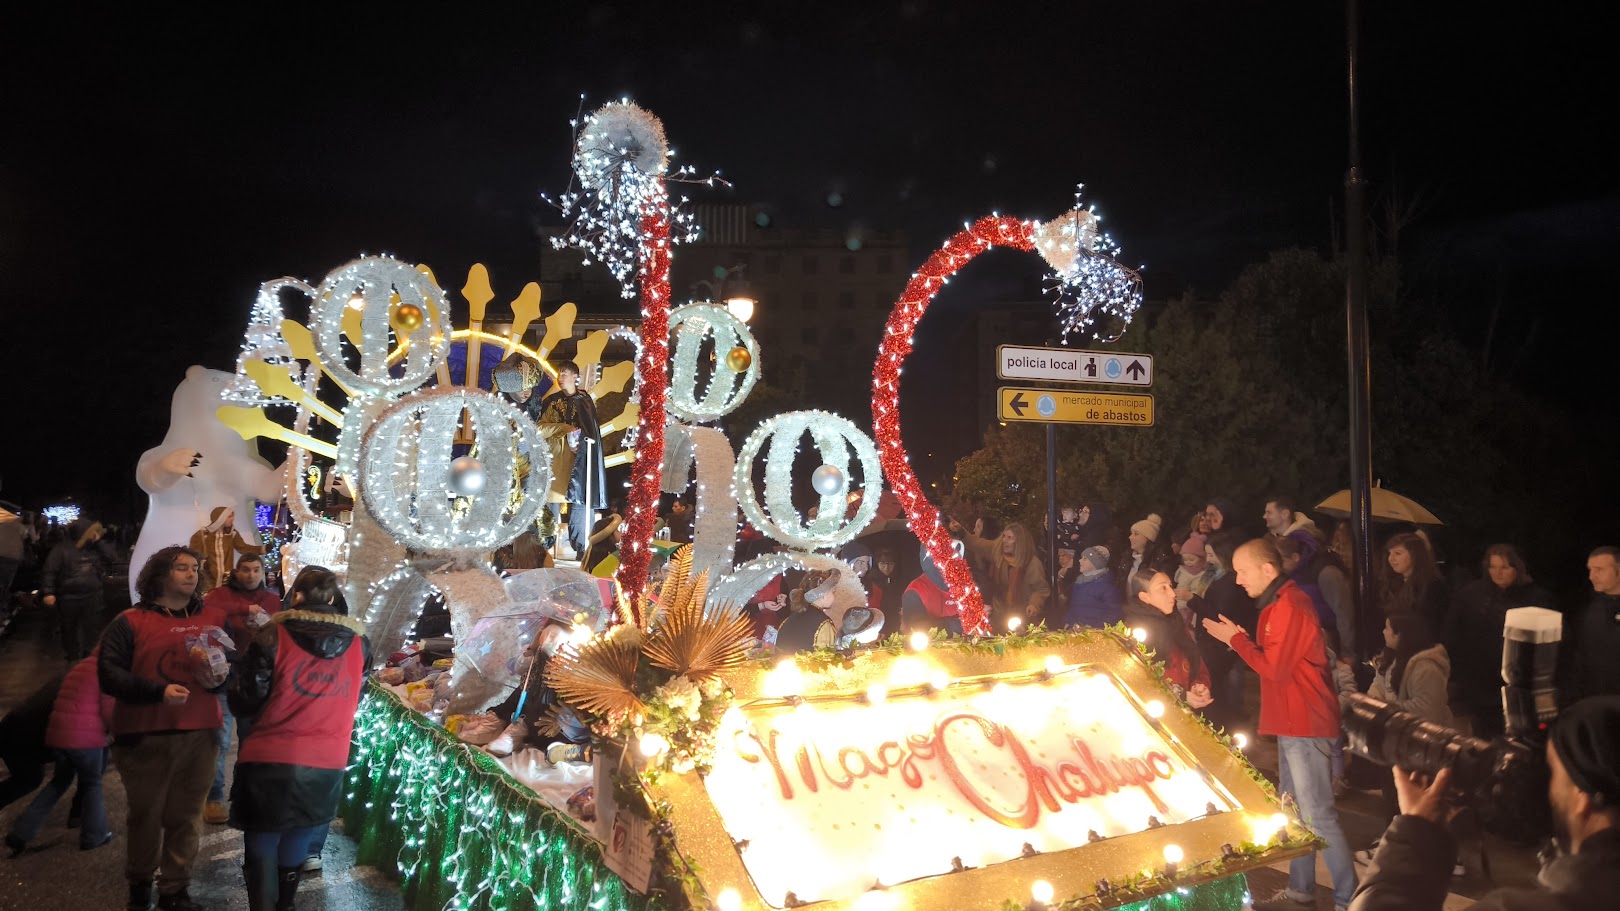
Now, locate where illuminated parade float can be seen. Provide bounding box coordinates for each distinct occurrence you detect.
[135,102,1310,911]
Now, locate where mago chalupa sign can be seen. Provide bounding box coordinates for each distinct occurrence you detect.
[645,632,1309,911]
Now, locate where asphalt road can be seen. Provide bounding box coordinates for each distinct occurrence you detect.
[0,603,404,911]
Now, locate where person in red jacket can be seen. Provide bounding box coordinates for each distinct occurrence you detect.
[1203,538,1356,911]
[5,651,115,854]
[202,553,281,824]
[99,545,229,911]
[228,566,370,911]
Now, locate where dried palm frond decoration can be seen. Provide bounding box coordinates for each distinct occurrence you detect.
[644,569,752,682]
[651,543,696,626]
[544,545,754,775]
[544,625,645,720]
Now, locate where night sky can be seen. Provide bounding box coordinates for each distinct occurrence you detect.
[3,3,1615,519]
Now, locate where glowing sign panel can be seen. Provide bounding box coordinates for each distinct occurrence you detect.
[703,672,1230,906]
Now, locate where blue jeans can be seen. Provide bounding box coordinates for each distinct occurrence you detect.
[244,823,326,868]
[1276,736,1357,908]
[9,748,109,848]
[210,695,234,802]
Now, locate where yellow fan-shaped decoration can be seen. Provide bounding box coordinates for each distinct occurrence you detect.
[643,570,752,682]
[544,626,645,719]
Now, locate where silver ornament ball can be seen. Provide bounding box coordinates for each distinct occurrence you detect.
[450,456,487,496]
[811,464,846,497]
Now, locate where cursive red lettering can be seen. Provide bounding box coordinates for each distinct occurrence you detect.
[794,745,820,794]
[838,746,879,782]
[737,726,795,800]
[1146,751,1174,779]
[933,713,1040,829]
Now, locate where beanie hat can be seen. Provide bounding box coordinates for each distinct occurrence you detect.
[1185,531,1211,567]
[1131,513,1163,543]
[1080,545,1111,572]
[1551,696,1620,807]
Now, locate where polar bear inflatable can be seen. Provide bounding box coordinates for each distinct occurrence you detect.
[129,366,288,601]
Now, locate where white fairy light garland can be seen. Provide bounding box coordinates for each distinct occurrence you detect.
[1033,192,1143,343]
[358,387,552,553]
[706,552,853,616]
[224,276,312,405]
[542,99,724,298]
[667,302,760,424]
[733,410,882,552]
[310,255,450,398]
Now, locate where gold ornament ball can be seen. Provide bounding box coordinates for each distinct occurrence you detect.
[391,303,424,331]
[725,346,752,372]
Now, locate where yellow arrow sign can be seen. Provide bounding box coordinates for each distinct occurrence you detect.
[997,387,1154,426]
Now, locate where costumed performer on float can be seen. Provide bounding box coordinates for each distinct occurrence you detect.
[537,361,606,562]
[189,507,265,597]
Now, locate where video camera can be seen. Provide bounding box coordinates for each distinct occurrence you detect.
[1343,607,1561,837]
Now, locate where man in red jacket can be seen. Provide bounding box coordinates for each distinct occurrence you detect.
[1205,538,1356,911]
[201,554,280,824]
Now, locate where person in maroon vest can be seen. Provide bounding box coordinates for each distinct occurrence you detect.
[228,565,370,911]
[202,553,281,824]
[99,545,229,911]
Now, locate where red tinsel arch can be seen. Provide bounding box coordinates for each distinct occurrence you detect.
[614,203,673,624]
[872,215,1036,637]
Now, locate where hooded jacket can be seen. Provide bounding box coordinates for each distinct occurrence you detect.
[228,608,371,832]
[1226,578,1339,739]
[1368,643,1453,725]
[41,526,115,601]
[1351,818,1620,911]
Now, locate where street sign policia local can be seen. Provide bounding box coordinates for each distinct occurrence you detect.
[997,344,1153,387]
[997,387,1155,426]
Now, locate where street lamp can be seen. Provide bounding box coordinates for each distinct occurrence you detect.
[692,264,756,323]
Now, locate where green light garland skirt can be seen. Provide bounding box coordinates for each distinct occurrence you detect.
[340,681,1251,911]
[341,681,662,911]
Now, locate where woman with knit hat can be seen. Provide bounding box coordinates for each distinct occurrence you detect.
[1128,513,1176,578]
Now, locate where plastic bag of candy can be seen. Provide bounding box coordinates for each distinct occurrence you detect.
[185,627,234,688]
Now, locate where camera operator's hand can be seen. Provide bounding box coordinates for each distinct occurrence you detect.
[1393,765,1460,827]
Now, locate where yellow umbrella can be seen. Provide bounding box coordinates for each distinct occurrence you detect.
[1316,485,1443,526]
